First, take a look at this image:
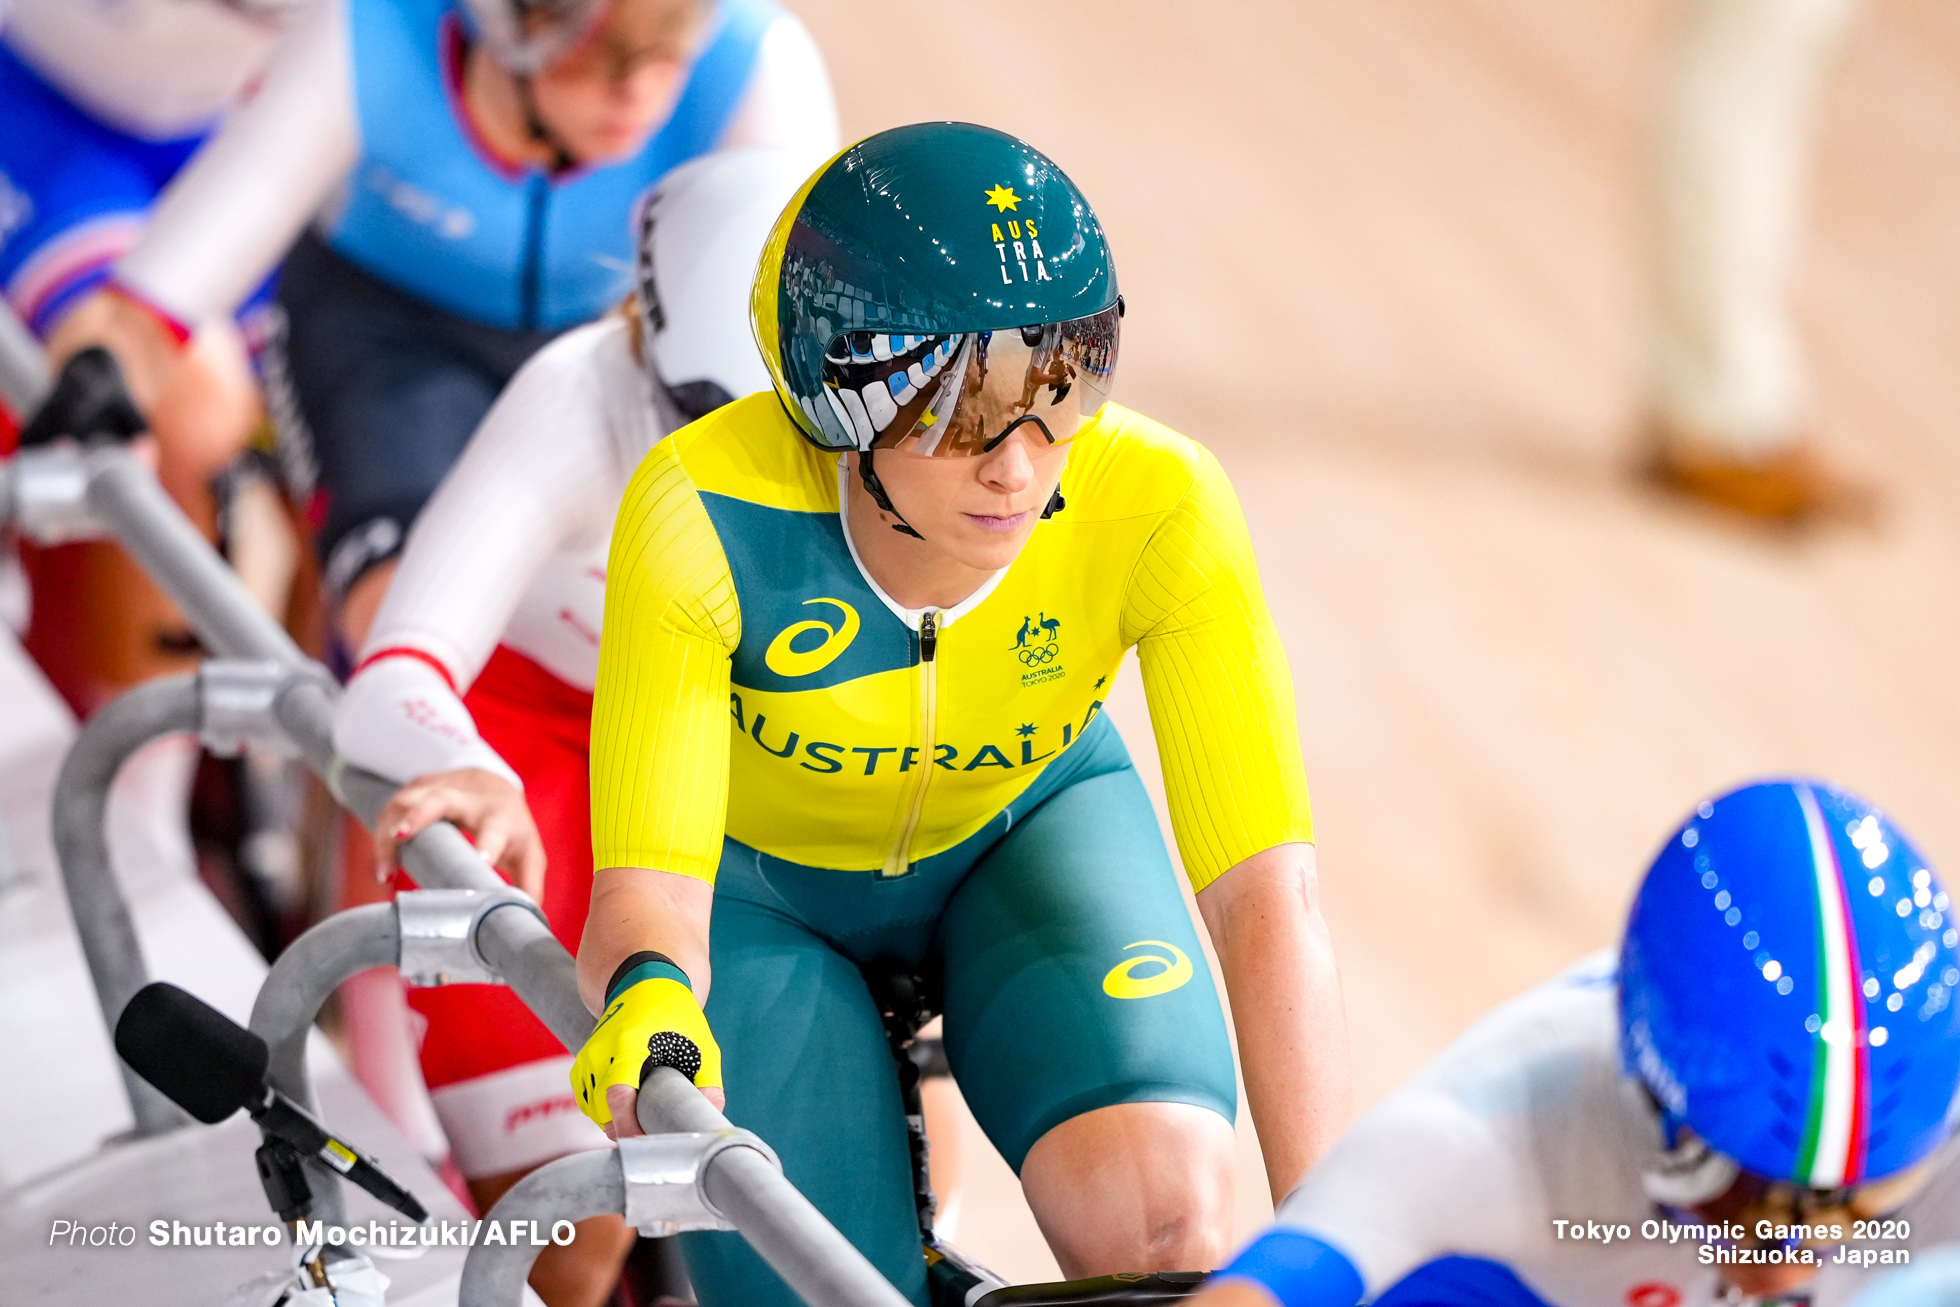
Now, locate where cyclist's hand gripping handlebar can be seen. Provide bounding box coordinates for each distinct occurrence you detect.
[572,951,723,1133]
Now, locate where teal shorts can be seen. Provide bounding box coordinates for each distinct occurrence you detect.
[680,714,1239,1307]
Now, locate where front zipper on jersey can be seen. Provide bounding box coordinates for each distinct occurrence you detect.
[519,172,548,331]
[882,608,940,879]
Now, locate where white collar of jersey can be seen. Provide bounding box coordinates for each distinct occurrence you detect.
[836,457,1010,633]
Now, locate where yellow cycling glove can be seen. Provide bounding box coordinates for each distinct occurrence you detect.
[571,951,722,1130]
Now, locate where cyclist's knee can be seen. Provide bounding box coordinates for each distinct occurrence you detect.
[467,1168,634,1307]
[527,1214,635,1307]
[1021,1100,1235,1277]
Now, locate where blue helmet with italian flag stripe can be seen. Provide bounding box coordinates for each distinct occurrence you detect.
[1621,780,1960,1190]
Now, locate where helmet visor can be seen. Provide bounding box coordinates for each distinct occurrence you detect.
[817,305,1120,456]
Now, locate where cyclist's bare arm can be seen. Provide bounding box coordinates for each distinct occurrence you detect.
[579,869,715,1013]
[579,866,719,1127]
[1197,841,1350,1202]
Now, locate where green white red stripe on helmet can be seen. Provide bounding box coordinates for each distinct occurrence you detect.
[1793,784,1871,1188]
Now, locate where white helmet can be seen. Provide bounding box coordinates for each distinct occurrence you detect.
[456,0,607,73]
[216,0,317,20]
[635,147,818,420]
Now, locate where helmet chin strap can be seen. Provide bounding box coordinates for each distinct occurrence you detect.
[857,450,1067,540]
[857,450,925,540]
[514,74,578,172]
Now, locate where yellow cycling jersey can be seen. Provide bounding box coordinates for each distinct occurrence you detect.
[589,394,1312,890]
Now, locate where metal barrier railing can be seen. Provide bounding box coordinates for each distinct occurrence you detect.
[49,673,201,1137]
[0,435,911,1307]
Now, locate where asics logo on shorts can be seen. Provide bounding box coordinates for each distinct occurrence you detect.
[764,598,861,677]
[1102,940,1193,1000]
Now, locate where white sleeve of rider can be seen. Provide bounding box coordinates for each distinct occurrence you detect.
[713,13,841,156]
[115,0,359,328]
[333,655,524,791]
[1271,1086,1542,1297]
[358,319,644,687]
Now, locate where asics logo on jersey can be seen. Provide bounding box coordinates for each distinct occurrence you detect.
[764,598,861,677]
[1102,941,1193,1000]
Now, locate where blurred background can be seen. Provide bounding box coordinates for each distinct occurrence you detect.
[776,0,1960,1280]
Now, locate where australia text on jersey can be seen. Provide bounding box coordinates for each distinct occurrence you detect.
[728,691,1106,775]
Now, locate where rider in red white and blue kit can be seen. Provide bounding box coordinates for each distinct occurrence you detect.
[0,0,311,772]
[1197,779,1960,1307]
[10,0,834,740]
[0,0,300,340]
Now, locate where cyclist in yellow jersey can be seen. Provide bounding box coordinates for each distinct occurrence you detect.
[570,123,1351,1305]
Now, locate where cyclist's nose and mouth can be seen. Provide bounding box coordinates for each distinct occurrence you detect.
[959,429,1057,536]
[865,425,1068,562]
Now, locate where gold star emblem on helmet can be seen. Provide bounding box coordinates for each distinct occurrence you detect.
[984,184,1020,212]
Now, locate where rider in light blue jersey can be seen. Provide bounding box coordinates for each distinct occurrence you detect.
[323,0,786,332]
[31,0,837,644]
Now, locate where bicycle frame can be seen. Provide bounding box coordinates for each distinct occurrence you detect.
[863,964,1208,1307]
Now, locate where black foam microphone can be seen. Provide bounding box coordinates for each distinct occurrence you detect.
[115,980,267,1122]
[115,982,428,1222]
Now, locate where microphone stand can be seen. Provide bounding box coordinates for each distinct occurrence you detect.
[253,1135,337,1290]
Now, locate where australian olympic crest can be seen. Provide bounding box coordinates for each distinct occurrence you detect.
[1013,612,1064,682]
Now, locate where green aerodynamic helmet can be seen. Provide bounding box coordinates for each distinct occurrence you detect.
[751,123,1122,476]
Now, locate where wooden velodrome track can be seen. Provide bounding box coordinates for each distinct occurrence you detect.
[785,0,1960,1281]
